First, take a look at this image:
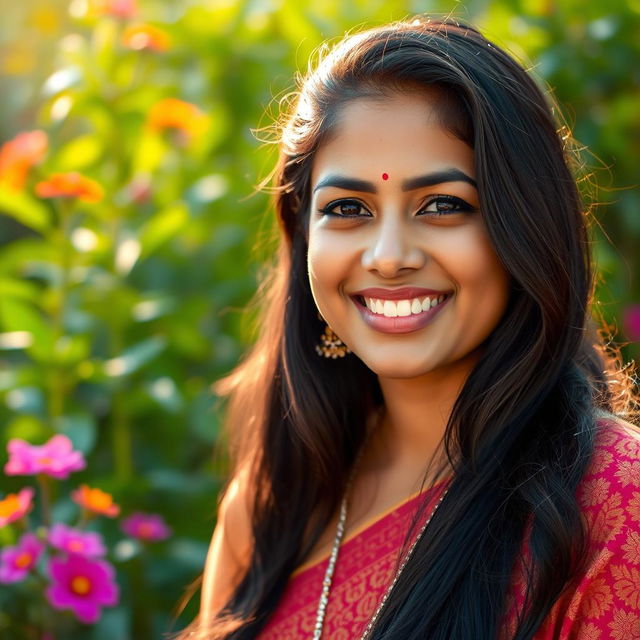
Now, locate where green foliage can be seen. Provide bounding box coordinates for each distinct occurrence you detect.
[0,0,638,637]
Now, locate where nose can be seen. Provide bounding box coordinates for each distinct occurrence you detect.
[361,216,426,278]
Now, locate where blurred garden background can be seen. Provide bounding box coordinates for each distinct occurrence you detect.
[0,0,638,638]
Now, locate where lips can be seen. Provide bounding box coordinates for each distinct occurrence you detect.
[351,286,453,300]
[351,291,452,334]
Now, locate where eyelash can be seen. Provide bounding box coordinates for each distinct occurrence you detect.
[316,194,476,218]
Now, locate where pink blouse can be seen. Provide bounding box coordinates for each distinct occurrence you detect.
[256,416,640,639]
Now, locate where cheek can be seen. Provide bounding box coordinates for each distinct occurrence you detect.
[439,227,509,310]
[307,231,350,294]
[307,235,339,311]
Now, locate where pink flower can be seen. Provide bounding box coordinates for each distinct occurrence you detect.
[0,487,35,527]
[5,434,86,479]
[48,523,106,558]
[623,304,640,342]
[45,555,119,624]
[0,532,44,583]
[121,512,171,542]
[96,0,137,19]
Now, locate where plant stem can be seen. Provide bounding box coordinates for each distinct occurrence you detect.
[36,475,52,528]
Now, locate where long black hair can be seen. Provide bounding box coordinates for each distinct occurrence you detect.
[173,15,639,640]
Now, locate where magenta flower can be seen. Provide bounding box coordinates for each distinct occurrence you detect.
[48,523,107,558]
[623,304,640,342]
[121,512,171,542]
[5,434,86,479]
[0,487,35,527]
[45,555,119,623]
[0,532,44,583]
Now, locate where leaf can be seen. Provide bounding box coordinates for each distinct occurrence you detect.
[0,187,51,233]
[56,413,97,455]
[54,134,103,171]
[103,335,167,377]
[0,276,40,301]
[0,297,55,357]
[139,203,189,258]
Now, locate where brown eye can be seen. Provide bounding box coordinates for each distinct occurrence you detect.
[419,195,476,216]
[317,199,371,218]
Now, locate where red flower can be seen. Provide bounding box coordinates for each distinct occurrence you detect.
[122,24,171,52]
[0,130,48,191]
[35,172,104,202]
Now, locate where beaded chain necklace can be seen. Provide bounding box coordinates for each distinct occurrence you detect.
[312,412,450,640]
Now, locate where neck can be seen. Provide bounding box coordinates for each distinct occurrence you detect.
[369,351,479,474]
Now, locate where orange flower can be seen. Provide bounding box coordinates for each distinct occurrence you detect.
[35,172,104,203]
[0,487,35,527]
[0,130,48,191]
[122,24,171,52]
[71,485,120,517]
[147,98,208,143]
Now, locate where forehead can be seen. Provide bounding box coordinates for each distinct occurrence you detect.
[311,92,475,189]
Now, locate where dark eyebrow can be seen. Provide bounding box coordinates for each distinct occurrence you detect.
[312,168,477,194]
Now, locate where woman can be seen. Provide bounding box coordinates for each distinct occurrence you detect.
[174,16,640,640]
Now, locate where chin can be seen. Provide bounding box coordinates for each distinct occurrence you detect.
[357,353,435,379]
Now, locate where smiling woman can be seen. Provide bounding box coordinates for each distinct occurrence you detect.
[173,15,640,640]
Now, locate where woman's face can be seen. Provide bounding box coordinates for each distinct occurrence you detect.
[307,90,511,379]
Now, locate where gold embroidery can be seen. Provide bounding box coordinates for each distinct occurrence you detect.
[592,493,627,543]
[615,460,640,487]
[629,491,640,523]
[588,449,614,475]
[608,608,640,639]
[582,577,614,618]
[621,530,640,565]
[611,564,640,609]
[580,622,602,639]
[580,477,611,508]
[615,436,640,459]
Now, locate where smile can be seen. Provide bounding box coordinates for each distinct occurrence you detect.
[351,292,452,334]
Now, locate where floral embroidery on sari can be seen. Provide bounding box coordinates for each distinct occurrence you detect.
[257,417,640,639]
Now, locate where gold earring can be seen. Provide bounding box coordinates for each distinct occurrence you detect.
[315,313,351,358]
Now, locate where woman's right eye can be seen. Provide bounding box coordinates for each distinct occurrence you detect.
[317,199,371,218]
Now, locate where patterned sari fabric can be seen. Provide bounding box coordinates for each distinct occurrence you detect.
[256,417,640,640]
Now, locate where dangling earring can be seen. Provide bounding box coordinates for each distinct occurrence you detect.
[315,312,351,358]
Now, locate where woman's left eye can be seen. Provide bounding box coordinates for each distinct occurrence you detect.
[418,195,476,216]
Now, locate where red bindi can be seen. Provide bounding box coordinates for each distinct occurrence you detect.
[382,173,389,180]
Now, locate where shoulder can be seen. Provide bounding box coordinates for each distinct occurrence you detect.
[200,465,254,622]
[217,464,254,562]
[576,412,640,550]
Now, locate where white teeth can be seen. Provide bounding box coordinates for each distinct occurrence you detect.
[383,300,397,317]
[362,294,449,317]
[396,300,411,317]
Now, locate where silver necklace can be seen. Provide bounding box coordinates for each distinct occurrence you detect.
[312,441,450,639]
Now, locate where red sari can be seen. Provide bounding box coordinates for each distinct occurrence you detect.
[256,416,640,640]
